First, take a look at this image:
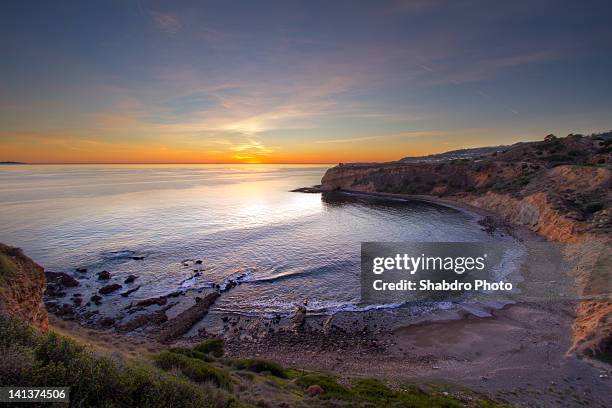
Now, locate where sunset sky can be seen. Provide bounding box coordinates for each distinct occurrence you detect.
[1,0,611,164]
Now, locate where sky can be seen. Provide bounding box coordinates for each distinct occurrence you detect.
[1,0,611,164]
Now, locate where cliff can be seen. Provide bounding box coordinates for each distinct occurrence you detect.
[0,243,48,332]
[321,133,611,362]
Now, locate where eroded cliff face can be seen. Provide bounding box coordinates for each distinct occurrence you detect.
[320,134,611,361]
[0,243,48,332]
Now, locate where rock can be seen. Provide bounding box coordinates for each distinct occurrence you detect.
[131,256,145,260]
[55,303,75,317]
[120,286,141,297]
[157,292,220,343]
[45,271,80,287]
[124,274,138,284]
[98,317,116,328]
[45,283,66,298]
[72,297,82,306]
[134,296,167,307]
[75,268,87,273]
[305,385,324,396]
[118,310,168,332]
[290,186,322,193]
[99,284,122,295]
[194,260,203,265]
[97,270,111,280]
[292,305,307,330]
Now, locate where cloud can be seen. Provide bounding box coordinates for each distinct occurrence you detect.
[423,48,562,85]
[151,12,182,34]
[316,130,449,144]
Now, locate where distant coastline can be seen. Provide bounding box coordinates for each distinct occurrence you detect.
[0,161,26,165]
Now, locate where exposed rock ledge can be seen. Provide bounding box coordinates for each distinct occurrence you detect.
[0,243,48,332]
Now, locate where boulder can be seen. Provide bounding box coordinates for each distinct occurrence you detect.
[99,284,122,295]
[134,296,167,307]
[292,305,307,330]
[124,275,138,284]
[120,286,141,297]
[98,317,116,328]
[45,271,79,287]
[97,270,111,280]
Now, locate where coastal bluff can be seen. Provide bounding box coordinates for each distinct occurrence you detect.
[320,133,611,362]
[0,243,48,332]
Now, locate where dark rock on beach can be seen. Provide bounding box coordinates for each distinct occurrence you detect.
[124,275,138,284]
[118,304,173,333]
[131,256,145,260]
[97,317,116,328]
[51,303,75,317]
[45,271,80,287]
[75,267,87,273]
[157,292,220,343]
[292,305,307,331]
[133,295,167,308]
[97,270,111,280]
[120,286,141,297]
[99,284,122,295]
[290,185,322,193]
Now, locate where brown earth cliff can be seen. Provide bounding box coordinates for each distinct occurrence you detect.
[0,243,48,332]
[321,133,611,362]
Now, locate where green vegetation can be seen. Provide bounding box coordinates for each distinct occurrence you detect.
[0,315,514,407]
[0,317,216,407]
[194,338,225,357]
[153,351,231,388]
[230,358,287,378]
[0,253,16,279]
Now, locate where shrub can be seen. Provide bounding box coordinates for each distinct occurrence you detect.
[169,347,213,362]
[154,351,231,389]
[0,253,16,279]
[231,359,286,378]
[194,338,224,357]
[295,373,351,400]
[0,316,216,407]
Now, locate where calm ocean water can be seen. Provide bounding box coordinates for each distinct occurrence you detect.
[0,164,515,315]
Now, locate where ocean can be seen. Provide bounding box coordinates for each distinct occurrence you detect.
[0,164,517,316]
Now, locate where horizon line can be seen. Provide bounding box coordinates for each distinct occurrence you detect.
[0,162,339,165]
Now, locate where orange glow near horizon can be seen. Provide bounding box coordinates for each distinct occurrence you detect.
[0,130,544,164]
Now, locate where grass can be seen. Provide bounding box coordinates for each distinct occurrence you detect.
[194,338,224,357]
[153,351,231,389]
[230,358,287,378]
[0,253,16,279]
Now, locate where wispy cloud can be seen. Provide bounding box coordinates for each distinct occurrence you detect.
[151,12,182,34]
[316,130,449,144]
